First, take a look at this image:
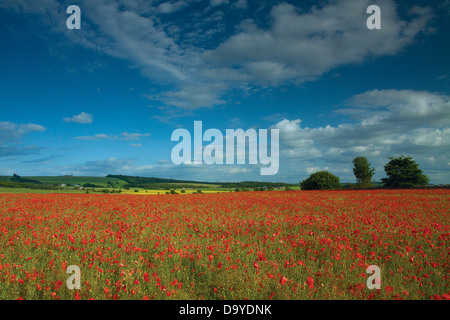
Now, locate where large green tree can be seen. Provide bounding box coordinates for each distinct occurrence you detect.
[381,156,429,187]
[352,156,375,187]
[300,171,341,190]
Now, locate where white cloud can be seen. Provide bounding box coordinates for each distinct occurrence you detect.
[210,0,229,7]
[156,1,188,14]
[1,0,436,112]
[120,132,151,141]
[74,157,136,176]
[205,0,434,84]
[233,0,247,9]
[149,83,227,110]
[272,89,450,183]
[63,112,93,124]
[306,166,329,175]
[75,133,112,140]
[75,132,150,141]
[0,121,46,144]
[0,121,46,157]
[345,89,450,127]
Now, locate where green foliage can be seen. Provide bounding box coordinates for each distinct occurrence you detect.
[352,156,375,187]
[0,180,52,189]
[300,171,341,190]
[83,183,100,188]
[381,156,429,188]
[10,174,41,184]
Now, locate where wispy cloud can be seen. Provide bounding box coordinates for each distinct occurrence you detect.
[0,122,46,157]
[22,156,57,164]
[75,133,112,140]
[75,132,150,141]
[120,132,150,141]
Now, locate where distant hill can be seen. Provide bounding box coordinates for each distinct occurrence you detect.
[106,174,219,186]
[1,174,296,191]
[106,174,294,189]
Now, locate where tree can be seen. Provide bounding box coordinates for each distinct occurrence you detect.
[300,171,341,190]
[381,156,429,188]
[352,156,375,187]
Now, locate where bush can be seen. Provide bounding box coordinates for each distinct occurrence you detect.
[300,171,341,190]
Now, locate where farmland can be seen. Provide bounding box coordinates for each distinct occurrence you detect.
[0,189,449,300]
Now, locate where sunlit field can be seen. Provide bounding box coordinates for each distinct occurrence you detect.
[0,189,449,300]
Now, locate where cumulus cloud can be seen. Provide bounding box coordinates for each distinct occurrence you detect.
[63,112,93,124]
[306,166,329,175]
[344,89,450,127]
[205,0,434,84]
[272,89,450,183]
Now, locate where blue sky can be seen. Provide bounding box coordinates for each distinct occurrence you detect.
[0,0,449,183]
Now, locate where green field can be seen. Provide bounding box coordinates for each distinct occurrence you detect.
[0,174,296,194]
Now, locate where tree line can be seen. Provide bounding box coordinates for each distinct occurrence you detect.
[300,155,431,190]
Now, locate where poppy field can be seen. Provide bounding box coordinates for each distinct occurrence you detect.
[0,189,449,300]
